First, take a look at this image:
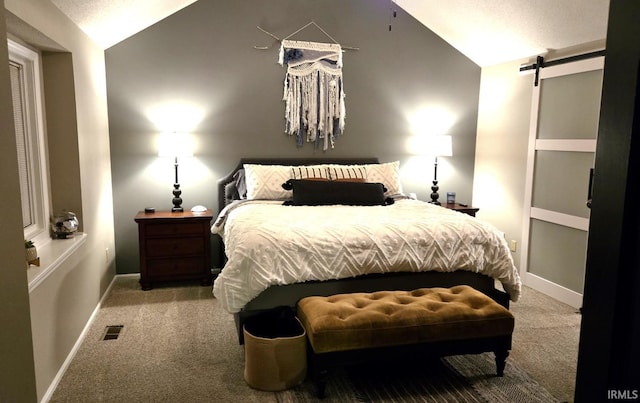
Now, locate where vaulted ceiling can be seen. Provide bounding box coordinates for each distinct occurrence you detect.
[49,0,609,67]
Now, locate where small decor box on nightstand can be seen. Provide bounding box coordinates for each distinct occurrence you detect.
[134,210,213,290]
[443,203,479,217]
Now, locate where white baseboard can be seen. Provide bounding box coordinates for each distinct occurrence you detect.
[523,272,583,309]
[40,274,139,403]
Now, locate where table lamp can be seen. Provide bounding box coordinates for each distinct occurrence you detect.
[158,132,193,212]
[427,135,452,205]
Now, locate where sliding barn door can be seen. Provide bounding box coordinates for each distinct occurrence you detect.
[520,57,604,308]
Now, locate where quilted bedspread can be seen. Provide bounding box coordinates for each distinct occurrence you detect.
[212,199,521,313]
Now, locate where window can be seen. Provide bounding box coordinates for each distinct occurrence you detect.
[8,39,51,245]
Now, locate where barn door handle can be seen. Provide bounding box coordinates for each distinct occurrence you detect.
[586,168,594,209]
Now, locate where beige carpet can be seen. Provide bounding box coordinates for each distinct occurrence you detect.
[49,276,580,402]
[276,352,559,402]
[50,277,275,403]
[508,285,581,402]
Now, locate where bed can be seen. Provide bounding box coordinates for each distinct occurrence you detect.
[212,158,521,344]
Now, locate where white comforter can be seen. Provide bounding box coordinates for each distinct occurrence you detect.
[212,199,521,313]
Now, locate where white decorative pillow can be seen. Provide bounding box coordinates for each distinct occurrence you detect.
[244,164,294,200]
[244,162,402,199]
[365,161,403,196]
[244,164,332,199]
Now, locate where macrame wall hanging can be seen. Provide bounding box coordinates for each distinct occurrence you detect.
[255,22,357,150]
[279,40,346,150]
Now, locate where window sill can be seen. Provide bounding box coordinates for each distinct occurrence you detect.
[27,233,88,293]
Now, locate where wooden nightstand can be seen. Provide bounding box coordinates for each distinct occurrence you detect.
[442,203,479,217]
[135,210,213,290]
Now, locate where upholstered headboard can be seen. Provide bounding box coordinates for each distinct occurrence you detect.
[216,157,379,214]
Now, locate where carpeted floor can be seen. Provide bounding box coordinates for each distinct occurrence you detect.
[276,353,559,402]
[49,276,579,402]
[508,284,581,402]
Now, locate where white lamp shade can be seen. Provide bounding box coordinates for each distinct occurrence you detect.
[431,135,452,157]
[158,132,194,157]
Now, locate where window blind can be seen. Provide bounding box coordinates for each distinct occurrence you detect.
[9,61,34,228]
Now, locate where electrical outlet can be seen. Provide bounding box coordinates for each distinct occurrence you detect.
[105,247,110,263]
[509,240,517,252]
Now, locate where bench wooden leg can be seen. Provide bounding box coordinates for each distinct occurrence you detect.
[494,349,509,376]
[308,350,328,398]
[315,369,328,398]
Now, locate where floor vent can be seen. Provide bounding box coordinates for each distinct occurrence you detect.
[102,325,124,341]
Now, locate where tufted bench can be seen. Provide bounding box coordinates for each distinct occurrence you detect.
[297,285,515,398]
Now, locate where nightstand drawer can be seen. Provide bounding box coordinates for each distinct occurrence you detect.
[135,210,213,290]
[146,237,204,257]
[146,257,204,276]
[145,222,203,237]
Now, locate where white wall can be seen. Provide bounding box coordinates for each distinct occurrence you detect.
[474,43,606,284]
[473,59,533,268]
[3,0,116,400]
[0,2,38,401]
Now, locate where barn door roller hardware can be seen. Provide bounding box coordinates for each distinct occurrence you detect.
[519,50,606,86]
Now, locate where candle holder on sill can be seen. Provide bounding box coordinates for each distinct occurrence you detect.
[51,211,79,239]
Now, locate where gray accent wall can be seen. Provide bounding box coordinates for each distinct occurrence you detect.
[106,0,481,274]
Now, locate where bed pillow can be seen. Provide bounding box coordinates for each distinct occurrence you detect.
[244,164,330,199]
[325,165,366,181]
[233,169,247,199]
[224,181,239,206]
[244,164,294,200]
[365,161,403,196]
[291,165,330,180]
[325,161,402,196]
[285,180,390,206]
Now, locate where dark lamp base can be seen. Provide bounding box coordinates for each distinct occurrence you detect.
[172,183,183,212]
[429,180,441,205]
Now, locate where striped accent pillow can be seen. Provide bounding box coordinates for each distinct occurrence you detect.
[291,166,330,181]
[326,165,367,181]
[326,162,402,196]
